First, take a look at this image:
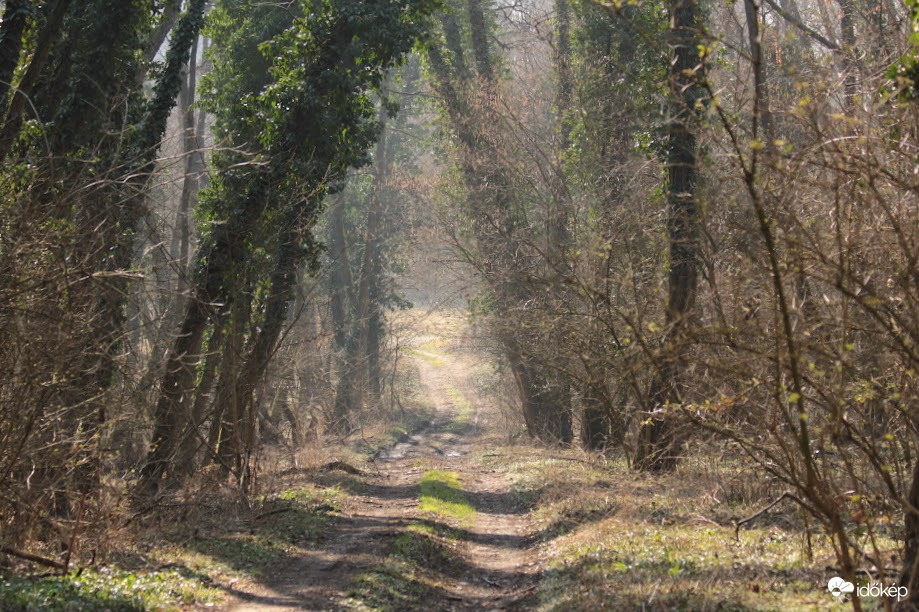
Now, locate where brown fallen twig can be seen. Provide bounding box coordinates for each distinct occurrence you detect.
[321,460,365,476]
[253,507,294,521]
[733,491,799,539]
[279,460,366,478]
[0,546,66,570]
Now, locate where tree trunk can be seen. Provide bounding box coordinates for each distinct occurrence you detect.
[839,0,857,108]
[550,0,573,257]
[635,0,704,472]
[171,35,201,285]
[209,281,253,476]
[581,377,618,451]
[138,175,270,494]
[329,193,358,431]
[0,0,30,112]
[173,318,226,480]
[358,108,391,408]
[332,100,392,424]
[512,355,573,445]
[743,0,772,142]
[214,207,312,487]
[0,0,70,159]
[328,193,353,353]
[140,0,181,75]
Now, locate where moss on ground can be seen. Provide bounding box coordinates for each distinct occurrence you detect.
[419,469,475,524]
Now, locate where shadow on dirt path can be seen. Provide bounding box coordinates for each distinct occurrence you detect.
[223,314,541,611]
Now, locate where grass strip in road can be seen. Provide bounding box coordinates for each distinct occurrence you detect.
[346,524,462,610]
[443,384,476,432]
[402,347,445,367]
[419,469,475,524]
[418,337,448,352]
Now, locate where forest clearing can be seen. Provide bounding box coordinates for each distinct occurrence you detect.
[2,0,919,609]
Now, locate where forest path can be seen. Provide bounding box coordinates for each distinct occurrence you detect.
[224,313,540,610]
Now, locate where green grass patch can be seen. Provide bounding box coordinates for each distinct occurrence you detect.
[418,337,448,352]
[539,524,854,611]
[0,566,219,611]
[257,485,342,544]
[393,530,455,567]
[443,384,472,413]
[443,384,476,432]
[418,470,475,524]
[402,347,445,367]
[0,486,340,610]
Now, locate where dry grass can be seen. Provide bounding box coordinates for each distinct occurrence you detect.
[476,445,896,611]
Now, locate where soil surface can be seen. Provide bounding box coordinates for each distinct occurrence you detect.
[223,328,540,610]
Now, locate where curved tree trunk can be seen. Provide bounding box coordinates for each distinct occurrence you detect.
[427,3,575,445]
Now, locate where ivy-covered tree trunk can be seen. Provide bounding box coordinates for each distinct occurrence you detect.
[174,319,227,480]
[0,0,30,112]
[215,209,314,487]
[140,177,271,492]
[635,0,704,471]
[3,0,205,503]
[142,0,438,492]
[208,292,252,473]
[0,0,70,159]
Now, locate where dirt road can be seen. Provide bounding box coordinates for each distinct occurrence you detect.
[225,323,540,610]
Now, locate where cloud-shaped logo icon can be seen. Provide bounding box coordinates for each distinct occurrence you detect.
[828,577,855,599]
